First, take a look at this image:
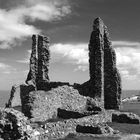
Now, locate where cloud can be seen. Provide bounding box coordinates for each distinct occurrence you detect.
[17,43,88,71]
[51,43,88,64]
[24,0,71,21]
[112,41,140,48]
[17,40,140,80]
[0,63,16,74]
[50,43,88,71]
[51,41,140,79]
[16,50,31,63]
[0,63,10,69]
[74,65,88,72]
[116,47,140,80]
[0,0,71,49]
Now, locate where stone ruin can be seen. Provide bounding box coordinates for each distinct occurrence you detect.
[26,35,50,90]
[2,18,133,140]
[22,17,121,110]
[6,17,122,122]
[87,17,122,109]
[5,17,122,122]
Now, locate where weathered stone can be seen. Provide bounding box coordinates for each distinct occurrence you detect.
[26,34,50,90]
[41,112,113,139]
[3,18,138,140]
[112,111,140,124]
[75,81,104,110]
[0,108,40,140]
[76,124,115,134]
[88,17,104,105]
[104,25,122,109]
[21,85,103,122]
[72,18,105,107]
[57,108,98,119]
[6,85,21,108]
[20,85,35,116]
[86,17,121,109]
[6,84,35,112]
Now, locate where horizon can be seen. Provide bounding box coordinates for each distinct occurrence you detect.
[0,0,140,90]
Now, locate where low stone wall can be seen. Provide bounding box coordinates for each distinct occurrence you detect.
[41,112,113,139]
[0,108,40,140]
[21,85,103,122]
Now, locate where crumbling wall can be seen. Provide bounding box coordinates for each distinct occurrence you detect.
[21,85,102,122]
[0,108,40,140]
[88,18,104,103]
[6,85,21,108]
[80,18,121,109]
[104,26,122,109]
[88,18,104,109]
[26,35,50,90]
[6,18,122,121]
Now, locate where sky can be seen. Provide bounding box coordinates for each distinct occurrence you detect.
[0,0,140,90]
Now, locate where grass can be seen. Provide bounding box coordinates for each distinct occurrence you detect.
[107,122,140,134]
[58,133,121,140]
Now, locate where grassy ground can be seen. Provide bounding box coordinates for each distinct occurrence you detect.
[58,133,121,140]
[58,132,140,140]
[108,122,140,134]
[58,102,140,140]
[120,102,140,116]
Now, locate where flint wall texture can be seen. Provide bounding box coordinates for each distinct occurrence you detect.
[89,18,104,105]
[88,18,121,109]
[26,35,50,90]
[104,26,122,109]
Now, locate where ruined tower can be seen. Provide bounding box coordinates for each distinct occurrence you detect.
[104,26,122,109]
[89,17,104,104]
[26,35,50,90]
[88,17,121,109]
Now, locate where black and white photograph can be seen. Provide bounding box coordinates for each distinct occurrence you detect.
[0,0,140,139]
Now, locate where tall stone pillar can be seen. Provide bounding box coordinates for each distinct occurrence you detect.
[104,26,122,109]
[26,34,50,90]
[89,17,104,105]
[88,17,122,109]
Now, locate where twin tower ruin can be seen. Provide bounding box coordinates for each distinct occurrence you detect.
[26,17,122,110]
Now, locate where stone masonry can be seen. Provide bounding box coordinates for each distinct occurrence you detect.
[89,17,104,103]
[7,18,122,114]
[26,34,50,90]
[104,26,122,109]
[25,18,121,109]
[88,17,121,109]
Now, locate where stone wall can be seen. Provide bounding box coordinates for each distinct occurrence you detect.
[26,35,50,90]
[88,18,104,104]
[6,85,21,108]
[6,18,122,121]
[21,85,103,122]
[104,25,122,109]
[81,17,121,109]
[0,108,40,140]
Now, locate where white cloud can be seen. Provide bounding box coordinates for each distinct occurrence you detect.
[0,0,71,49]
[17,41,140,80]
[0,63,16,74]
[17,43,88,71]
[112,41,140,48]
[51,43,88,64]
[51,43,88,71]
[112,41,140,79]
[17,50,31,63]
[51,41,140,79]
[116,47,140,80]
[0,63,10,69]
[74,65,88,72]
